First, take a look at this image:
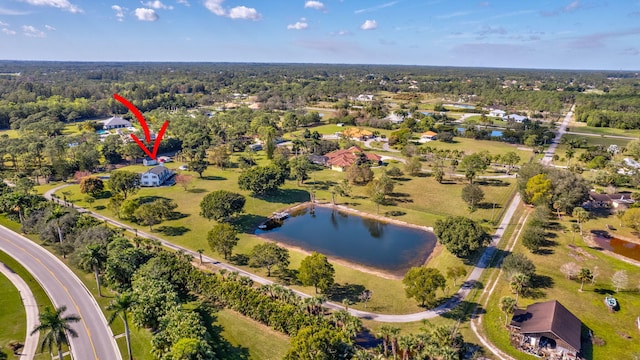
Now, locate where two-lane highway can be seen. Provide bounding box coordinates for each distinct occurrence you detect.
[0,226,122,360]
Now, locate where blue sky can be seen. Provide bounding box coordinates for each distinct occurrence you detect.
[1,0,640,70]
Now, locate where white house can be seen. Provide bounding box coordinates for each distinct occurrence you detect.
[140,165,174,187]
[386,113,405,124]
[102,116,132,130]
[489,109,506,118]
[506,114,528,123]
[143,157,158,166]
[419,131,438,143]
[355,94,374,102]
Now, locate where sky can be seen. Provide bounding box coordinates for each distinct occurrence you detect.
[1,0,640,70]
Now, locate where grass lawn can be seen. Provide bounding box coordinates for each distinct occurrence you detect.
[418,138,533,164]
[483,212,640,360]
[287,123,394,138]
[215,309,290,360]
[567,123,640,138]
[52,154,516,314]
[0,129,19,138]
[0,272,27,358]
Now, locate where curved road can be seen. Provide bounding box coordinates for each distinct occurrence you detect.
[0,226,122,360]
[0,261,39,360]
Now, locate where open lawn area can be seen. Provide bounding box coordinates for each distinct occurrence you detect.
[567,123,640,138]
[550,134,632,167]
[50,149,516,314]
[417,137,533,164]
[483,211,640,360]
[0,129,19,138]
[287,123,394,138]
[0,271,26,358]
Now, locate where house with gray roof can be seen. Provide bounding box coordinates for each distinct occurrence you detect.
[140,165,174,187]
[102,116,132,129]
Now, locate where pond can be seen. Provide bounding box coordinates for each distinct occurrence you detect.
[593,236,640,262]
[255,205,437,276]
[490,130,504,137]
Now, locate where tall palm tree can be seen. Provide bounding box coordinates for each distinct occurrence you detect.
[499,296,517,326]
[78,243,107,297]
[107,292,137,360]
[577,268,593,292]
[30,306,80,360]
[510,273,530,303]
[46,205,68,243]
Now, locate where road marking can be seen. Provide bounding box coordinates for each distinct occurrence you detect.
[2,235,101,360]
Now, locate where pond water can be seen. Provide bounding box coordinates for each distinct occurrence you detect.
[593,236,640,262]
[255,206,437,276]
[490,130,504,137]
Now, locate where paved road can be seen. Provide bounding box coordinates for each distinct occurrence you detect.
[541,105,574,166]
[0,227,122,360]
[0,261,39,360]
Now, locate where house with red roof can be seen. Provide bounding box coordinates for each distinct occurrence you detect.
[323,146,382,172]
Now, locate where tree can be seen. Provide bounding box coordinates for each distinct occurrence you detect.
[446,266,467,288]
[346,164,374,185]
[290,156,310,186]
[78,243,107,297]
[208,144,230,169]
[461,183,484,211]
[331,179,351,205]
[458,153,488,183]
[509,273,530,302]
[107,292,137,360]
[30,306,81,360]
[432,165,445,183]
[134,203,163,231]
[385,166,404,178]
[170,338,214,360]
[572,207,590,235]
[521,225,546,253]
[196,248,204,265]
[404,156,422,177]
[560,262,580,280]
[621,208,640,230]
[577,268,593,292]
[175,173,193,191]
[525,174,552,205]
[108,193,124,218]
[502,151,521,174]
[207,223,238,260]
[238,165,286,195]
[612,270,628,292]
[499,296,517,326]
[298,252,335,293]
[285,325,352,360]
[502,253,536,280]
[79,176,104,197]
[248,242,290,276]
[366,175,394,213]
[46,205,68,243]
[434,216,491,258]
[358,290,373,308]
[199,190,246,222]
[108,171,140,199]
[402,267,446,307]
[188,147,208,178]
[565,148,575,167]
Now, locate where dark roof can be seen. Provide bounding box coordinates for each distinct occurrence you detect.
[145,165,171,176]
[511,300,581,352]
[589,191,633,203]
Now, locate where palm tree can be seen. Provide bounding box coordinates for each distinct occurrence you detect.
[389,327,400,360]
[46,205,68,243]
[107,292,137,360]
[30,306,80,360]
[565,148,575,167]
[377,325,393,357]
[197,248,204,265]
[577,268,593,292]
[78,244,107,297]
[499,296,517,326]
[510,273,530,303]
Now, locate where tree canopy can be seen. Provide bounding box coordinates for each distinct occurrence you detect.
[199,190,246,222]
[434,216,491,258]
[298,252,335,293]
[402,267,446,307]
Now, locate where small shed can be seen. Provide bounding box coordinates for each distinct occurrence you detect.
[143,157,158,166]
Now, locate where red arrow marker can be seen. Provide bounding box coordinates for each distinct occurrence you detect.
[113,93,169,160]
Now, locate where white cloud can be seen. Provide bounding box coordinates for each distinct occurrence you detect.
[0,7,31,15]
[20,0,82,13]
[134,8,159,21]
[0,21,9,27]
[287,19,308,30]
[204,0,225,16]
[44,24,56,30]
[228,6,261,20]
[142,1,173,10]
[176,0,189,5]
[112,5,126,21]
[330,30,351,36]
[22,25,45,37]
[360,19,378,30]
[2,28,17,35]
[304,1,325,10]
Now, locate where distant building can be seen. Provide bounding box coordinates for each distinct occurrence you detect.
[143,157,158,166]
[386,113,405,124]
[510,300,582,359]
[419,131,438,143]
[102,116,132,130]
[324,146,381,172]
[140,165,174,187]
[506,114,528,123]
[355,94,374,102]
[489,109,506,118]
[341,127,373,141]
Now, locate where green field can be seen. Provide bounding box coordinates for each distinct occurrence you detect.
[418,137,533,163]
[215,309,290,359]
[567,124,640,138]
[483,211,640,360]
[0,272,26,358]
